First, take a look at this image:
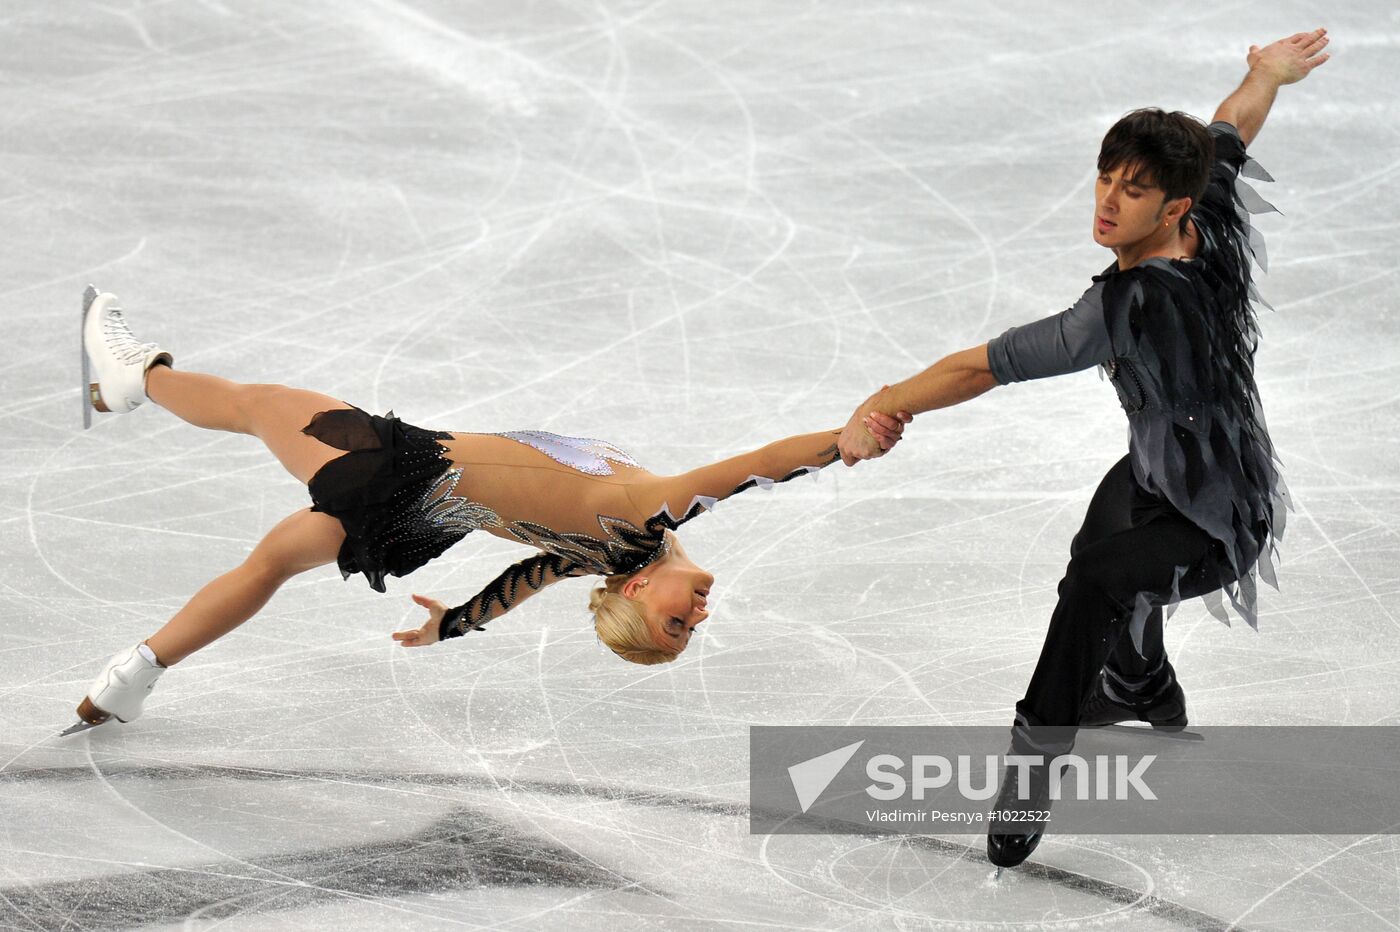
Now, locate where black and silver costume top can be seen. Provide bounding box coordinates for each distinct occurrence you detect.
[987,121,1288,633]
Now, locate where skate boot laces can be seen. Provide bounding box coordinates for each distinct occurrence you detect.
[101,306,156,365]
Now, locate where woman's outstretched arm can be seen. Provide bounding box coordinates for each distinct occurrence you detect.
[631,430,844,526]
[393,552,589,647]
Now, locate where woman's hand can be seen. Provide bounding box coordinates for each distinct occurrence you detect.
[838,412,882,466]
[865,408,913,450]
[392,593,446,647]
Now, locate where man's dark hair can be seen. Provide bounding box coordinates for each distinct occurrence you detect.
[1098,108,1213,234]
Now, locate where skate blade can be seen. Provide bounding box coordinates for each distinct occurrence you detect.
[81,285,97,430]
[1099,723,1204,742]
[58,720,101,738]
[58,698,109,736]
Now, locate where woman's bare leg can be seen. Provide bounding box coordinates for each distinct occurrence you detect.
[145,366,353,483]
[137,369,370,664]
[145,508,345,666]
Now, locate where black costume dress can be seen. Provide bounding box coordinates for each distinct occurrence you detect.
[303,408,465,594]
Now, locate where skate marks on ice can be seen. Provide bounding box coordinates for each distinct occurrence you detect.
[0,785,633,930]
[0,813,623,930]
[0,763,1241,932]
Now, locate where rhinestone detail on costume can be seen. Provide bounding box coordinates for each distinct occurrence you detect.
[412,463,671,577]
[418,467,504,534]
[1105,357,1148,414]
[363,453,508,578]
[504,516,671,577]
[495,430,640,476]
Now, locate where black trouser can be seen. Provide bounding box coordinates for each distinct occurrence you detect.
[1014,455,1233,733]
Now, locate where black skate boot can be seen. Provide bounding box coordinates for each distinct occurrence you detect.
[986,763,1050,869]
[1080,662,1188,732]
[986,716,1073,870]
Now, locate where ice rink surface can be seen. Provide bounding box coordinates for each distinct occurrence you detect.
[2,1,1398,929]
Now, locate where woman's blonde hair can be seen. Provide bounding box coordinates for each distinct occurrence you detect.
[589,572,680,665]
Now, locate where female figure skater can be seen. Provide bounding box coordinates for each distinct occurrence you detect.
[67,295,908,733]
[842,30,1328,866]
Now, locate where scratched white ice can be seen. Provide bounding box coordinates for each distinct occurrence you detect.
[2,1,1398,930]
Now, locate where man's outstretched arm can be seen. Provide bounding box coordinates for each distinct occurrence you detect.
[843,280,1112,463]
[1213,28,1330,146]
[838,344,998,465]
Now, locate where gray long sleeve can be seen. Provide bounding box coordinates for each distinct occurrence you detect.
[987,281,1111,384]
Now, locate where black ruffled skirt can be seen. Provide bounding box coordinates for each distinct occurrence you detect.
[304,407,464,592]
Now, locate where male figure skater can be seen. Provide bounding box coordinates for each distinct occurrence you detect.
[842,29,1330,867]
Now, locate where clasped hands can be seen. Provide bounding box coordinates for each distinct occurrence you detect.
[838,385,914,467]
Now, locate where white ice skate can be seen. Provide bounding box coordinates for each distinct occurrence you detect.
[60,644,165,736]
[81,285,172,429]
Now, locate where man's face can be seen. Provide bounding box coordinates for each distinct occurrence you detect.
[1093,164,1171,249]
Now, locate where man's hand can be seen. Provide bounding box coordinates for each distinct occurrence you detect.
[1215,27,1332,147]
[1248,29,1330,86]
[838,386,915,466]
[392,593,447,647]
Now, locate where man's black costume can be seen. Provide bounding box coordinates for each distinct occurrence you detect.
[986,122,1289,730]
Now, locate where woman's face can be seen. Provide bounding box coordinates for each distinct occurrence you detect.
[624,550,714,653]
